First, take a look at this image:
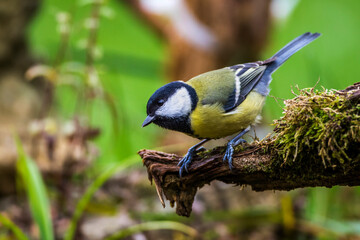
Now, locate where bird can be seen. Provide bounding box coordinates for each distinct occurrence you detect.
[142,32,321,176]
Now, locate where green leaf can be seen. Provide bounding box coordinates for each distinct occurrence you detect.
[0,212,29,240]
[15,137,54,240]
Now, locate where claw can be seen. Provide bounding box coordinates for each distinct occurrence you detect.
[223,138,247,170]
[235,139,246,145]
[179,152,193,177]
[177,157,186,167]
[178,139,209,177]
[197,146,206,152]
[223,144,234,170]
[222,127,251,170]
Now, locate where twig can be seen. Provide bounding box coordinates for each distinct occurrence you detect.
[139,142,360,217]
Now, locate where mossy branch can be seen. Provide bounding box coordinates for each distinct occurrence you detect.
[138,83,360,217]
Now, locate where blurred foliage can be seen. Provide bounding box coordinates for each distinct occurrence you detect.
[10,141,195,240]
[16,138,54,240]
[0,213,28,240]
[105,221,197,240]
[28,0,166,166]
[64,160,135,240]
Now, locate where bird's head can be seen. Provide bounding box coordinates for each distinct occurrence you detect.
[142,81,197,133]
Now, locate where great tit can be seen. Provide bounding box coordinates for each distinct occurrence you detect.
[143,32,321,176]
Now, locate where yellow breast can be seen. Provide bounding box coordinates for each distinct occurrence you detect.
[190,91,266,139]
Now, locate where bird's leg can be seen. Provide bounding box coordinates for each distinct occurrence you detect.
[223,127,251,170]
[178,139,209,177]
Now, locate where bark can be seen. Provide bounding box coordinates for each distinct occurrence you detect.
[139,146,360,217]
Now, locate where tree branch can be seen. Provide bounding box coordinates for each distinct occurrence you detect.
[139,83,360,217]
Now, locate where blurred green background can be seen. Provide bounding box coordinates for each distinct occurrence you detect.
[2,0,358,239]
[264,0,360,121]
[29,0,166,166]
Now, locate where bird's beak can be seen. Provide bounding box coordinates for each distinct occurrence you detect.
[142,115,155,127]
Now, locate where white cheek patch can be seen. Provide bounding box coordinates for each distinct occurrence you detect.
[156,87,192,117]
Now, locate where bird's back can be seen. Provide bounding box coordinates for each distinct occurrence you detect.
[186,68,266,139]
[187,67,235,107]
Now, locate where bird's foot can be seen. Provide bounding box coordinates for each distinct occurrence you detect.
[178,148,196,177]
[178,146,207,177]
[223,138,246,170]
[177,139,209,177]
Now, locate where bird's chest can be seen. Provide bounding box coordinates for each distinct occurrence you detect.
[189,91,266,139]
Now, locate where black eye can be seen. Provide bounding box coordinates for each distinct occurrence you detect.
[157,99,165,106]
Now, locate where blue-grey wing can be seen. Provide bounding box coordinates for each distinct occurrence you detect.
[224,61,270,112]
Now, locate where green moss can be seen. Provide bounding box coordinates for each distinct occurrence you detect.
[270,85,360,169]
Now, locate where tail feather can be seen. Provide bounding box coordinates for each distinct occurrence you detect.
[254,32,321,96]
[268,32,321,73]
